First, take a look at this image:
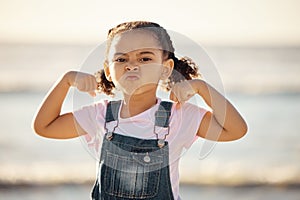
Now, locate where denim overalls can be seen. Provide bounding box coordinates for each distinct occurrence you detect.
[91,100,175,200]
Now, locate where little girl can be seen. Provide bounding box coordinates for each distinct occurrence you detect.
[33,21,247,200]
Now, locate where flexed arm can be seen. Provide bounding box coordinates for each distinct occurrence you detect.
[32,71,98,139]
[170,79,248,141]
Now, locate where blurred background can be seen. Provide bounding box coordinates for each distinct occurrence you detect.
[0,0,300,199]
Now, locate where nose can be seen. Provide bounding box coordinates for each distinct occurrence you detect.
[125,63,139,71]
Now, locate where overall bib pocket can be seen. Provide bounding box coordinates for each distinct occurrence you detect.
[102,151,163,199]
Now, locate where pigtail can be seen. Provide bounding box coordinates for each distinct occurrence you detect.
[95,69,115,96]
[165,53,200,91]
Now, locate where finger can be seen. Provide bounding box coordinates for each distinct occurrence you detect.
[90,76,98,90]
[88,77,97,97]
[175,102,181,109]
[169,91,174,101]
[169,91,178,102]
[82,77,96,93]
[170,90,182,109]
[88,91,96,97]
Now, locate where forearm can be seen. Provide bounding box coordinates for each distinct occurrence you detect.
[194,79,247,137]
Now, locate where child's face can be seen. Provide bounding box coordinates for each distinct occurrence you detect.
[105,30,173,95]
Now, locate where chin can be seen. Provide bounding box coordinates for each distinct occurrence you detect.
[117,82,158,96]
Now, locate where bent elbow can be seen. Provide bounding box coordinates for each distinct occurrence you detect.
[32,125,43,137]
[223,122,248,142]
[233,122,248,140]
[32,120,47,138]
[240,120,248,137]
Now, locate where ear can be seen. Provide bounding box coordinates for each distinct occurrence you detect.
[161,59,174,80]
[103,61,112,82]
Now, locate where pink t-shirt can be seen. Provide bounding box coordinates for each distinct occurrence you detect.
[73,98,207,199]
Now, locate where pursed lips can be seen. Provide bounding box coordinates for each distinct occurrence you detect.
[124,73,140,80]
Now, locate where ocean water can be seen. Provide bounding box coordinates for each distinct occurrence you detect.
[0,44,300,199]
[1,91,299,185]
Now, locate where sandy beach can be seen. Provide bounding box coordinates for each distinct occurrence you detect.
[1,183,300,200]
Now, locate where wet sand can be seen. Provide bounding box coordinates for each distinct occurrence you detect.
[1,183,300,200]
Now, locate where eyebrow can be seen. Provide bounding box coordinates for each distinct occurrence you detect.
[113,52,127,57]
[113,51,156,57]
[138,51,156,55]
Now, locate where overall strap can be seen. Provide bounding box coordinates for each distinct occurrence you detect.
[155,101,173,128]
[155,101,173,148]
[105,100,122,123]
[104,100,122,139]
[106,100,172,125]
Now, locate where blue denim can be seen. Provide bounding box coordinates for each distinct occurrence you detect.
[91,101,174,200]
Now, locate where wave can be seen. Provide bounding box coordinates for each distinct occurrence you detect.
[1,44,300,95]
[1,79,300,95]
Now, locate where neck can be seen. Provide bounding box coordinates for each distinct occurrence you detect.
[121,89,157,118]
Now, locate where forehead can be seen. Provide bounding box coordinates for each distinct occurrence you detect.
[109,30,162,55]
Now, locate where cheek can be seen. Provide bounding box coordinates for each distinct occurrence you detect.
[142,64,163,73]
[141,65,164,80]
[141,62,162,68]
[108,65,122,81]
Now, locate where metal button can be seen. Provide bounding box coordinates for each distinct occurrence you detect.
[144,155,151,163]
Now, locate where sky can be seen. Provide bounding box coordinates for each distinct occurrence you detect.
[0,0,300,46]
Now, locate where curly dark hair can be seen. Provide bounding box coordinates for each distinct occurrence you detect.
[95,21,200,96]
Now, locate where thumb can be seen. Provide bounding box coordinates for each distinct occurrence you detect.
[88,91,96,97]
[175,102,181,109]
[169,91,178,102]
[170,91,182,110]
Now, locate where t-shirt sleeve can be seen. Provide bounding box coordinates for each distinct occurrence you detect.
[172,102,208,149]
[72,101,107,156]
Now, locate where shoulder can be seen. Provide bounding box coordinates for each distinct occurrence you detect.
[84,99,108,110]
[168,102,208,148]
[73,99,109,119]
[166,101,208,128]
[172,102,208,117]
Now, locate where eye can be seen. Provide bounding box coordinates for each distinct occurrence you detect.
[114,58,127,62]
[139,57,152,62]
